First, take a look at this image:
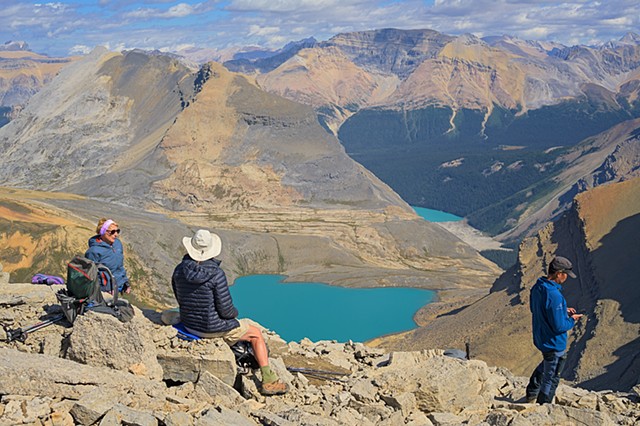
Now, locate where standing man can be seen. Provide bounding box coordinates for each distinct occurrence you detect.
[525,256,583,404]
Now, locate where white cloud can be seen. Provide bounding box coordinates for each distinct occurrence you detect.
[521,27,551,39]
[69,44,92,55]
[602,17,633,26]
[124,2,209,19]
[164,3,196,17]
[1,0,639,57]
[248,25,281,37]
[228,0,359,13]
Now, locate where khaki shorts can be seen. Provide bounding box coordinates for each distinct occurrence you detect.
[185,318,252,345]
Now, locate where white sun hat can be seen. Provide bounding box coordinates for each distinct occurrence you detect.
[182,229,222,261]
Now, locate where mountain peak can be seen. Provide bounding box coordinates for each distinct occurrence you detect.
[0,40,30,52]
[619,32,640,45]
[455,33,486,46]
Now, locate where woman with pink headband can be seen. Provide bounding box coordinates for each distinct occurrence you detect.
[85,218,131,294]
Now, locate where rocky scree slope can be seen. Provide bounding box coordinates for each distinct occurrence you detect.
[371,178,640,393]
[0,271,638,425]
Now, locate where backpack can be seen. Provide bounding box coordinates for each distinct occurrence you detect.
[230,340,261,371]
[56,255,134,324]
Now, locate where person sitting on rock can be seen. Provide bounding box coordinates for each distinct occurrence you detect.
[171,229,288,396]
[85,218,131,294]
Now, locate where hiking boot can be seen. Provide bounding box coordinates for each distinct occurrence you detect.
[260,380,289,396]
[525,396,537,404]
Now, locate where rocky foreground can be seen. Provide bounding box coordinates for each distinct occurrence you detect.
[0,271,638,426]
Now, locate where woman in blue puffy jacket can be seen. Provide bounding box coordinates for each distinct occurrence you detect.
[85,218,131,294]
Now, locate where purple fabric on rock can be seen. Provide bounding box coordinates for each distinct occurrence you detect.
[31,274,65,285]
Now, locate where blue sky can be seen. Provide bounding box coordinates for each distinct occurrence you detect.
[1,0,639,57]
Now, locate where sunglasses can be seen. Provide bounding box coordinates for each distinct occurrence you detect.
[107,229,121,235]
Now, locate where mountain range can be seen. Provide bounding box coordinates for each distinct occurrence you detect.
[0,47,499,308]
[2,29,639,242]
[226,28,640,241]
[0,28,638,392]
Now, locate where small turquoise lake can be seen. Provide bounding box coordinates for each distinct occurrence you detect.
[229,207,457,343]
[230,275,434,343]
[412,206,462,222]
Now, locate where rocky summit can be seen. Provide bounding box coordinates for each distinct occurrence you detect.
[0,273,638,426]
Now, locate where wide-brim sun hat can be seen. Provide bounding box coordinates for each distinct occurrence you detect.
[183,229,222,261]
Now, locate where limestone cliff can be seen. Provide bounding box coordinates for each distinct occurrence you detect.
[373,178,640,392]
[0,48,195,190]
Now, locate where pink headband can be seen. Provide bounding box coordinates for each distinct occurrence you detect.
[99,219,114,236]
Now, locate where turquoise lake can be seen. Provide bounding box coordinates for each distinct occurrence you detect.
[229,207,458,343]
[230,275,434,343]
[412,206,463,222]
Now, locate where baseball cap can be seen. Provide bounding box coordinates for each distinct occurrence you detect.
[550,256,577,278]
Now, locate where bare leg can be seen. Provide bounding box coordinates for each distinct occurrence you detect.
[239,325,269,367]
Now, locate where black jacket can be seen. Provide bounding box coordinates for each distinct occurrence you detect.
[171,255,239,333]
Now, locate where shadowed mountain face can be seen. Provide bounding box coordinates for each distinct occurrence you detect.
[0,49,501,307]
[479,118,640,242]
[234,28,640,236]
[372,177,640,392]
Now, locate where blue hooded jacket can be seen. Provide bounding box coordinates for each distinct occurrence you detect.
[85,235,129,293]
[530,277,575,352]
[171,255,239,334]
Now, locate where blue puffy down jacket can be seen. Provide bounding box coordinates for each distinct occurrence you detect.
[171,255,239,333]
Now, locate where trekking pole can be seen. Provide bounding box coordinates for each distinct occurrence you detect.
[3,314,65,343]
[465,337,471,360]
[287,367,349,376]
[286,367,350,382]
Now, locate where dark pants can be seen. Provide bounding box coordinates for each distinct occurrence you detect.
[526,351,567,404]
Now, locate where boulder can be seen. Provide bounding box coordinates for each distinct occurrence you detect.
[163,411,194,426]
[372,351,502,414]
[428,411,466,426]
[197,406,257,426]
[70,387,124,425]
[157,338,236,386]
[66,310,163,380]
[195,370,244,406]
[0,347,166,406]
[99,404,158,426]
[1,395,53,424]
[511,404,616,425]
[350,378,378,403]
